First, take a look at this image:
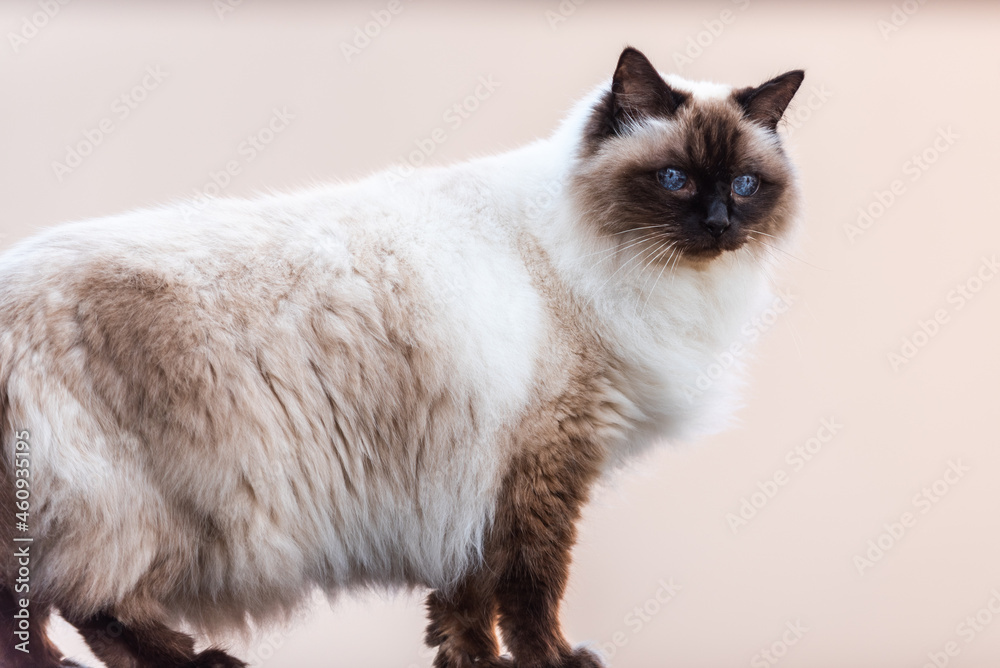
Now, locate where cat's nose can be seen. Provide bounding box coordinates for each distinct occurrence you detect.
[702,199,730,238]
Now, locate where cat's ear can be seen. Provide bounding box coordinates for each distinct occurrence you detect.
[733,70,805,132]
[585,47,688,147]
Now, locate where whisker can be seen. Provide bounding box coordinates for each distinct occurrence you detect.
[593,236,666,295]
[596,235,662,266]
[746,232,827,271]
[747,243,785,285]
[732,248,752,304]
[667,244,683,284]
[747,238,781,264]
[635,241,674,295]
[635,241,672,292]
[578,231,661,262]
[610,225,666,236]
[638,243,676,318]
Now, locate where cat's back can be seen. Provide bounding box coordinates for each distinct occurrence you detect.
[0,198,355,412]
[0,169,532,351]
[0,169,545,434]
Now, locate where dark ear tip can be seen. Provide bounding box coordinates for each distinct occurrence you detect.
[617,45,649,66]
[768,70,805,100]
[735,68,807,130]
[770,69,804,84]
[782,70,806,88]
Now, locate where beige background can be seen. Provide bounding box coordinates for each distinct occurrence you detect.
[3,1,1000,667]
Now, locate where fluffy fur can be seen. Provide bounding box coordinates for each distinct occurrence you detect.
[0,48,802,667]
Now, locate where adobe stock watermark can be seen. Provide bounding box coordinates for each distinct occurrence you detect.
[918,588,1000,668]
[681,288,795,402]
[750,620,808,668]
[852,459,970,576]
[546,0,586,30]
[887,255,998,372]
[782,84,833,139]
[51,65,169,183]
[8,0,72,54]
[525,178,564,222]
[843,126,958,244]
[878,0,930,40]
[10,429,33,655]
[726,417,842,534]
[672,0,750,72]
[179,106,294,221]
[213,0,243,21]
[340,0,408,63]
[596,578,682,665]
[239,619,302,665]
[386,75,501,183]
[404,643,438,668]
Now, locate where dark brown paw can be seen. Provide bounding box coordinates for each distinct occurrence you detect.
[560,647,603,668]
[432,648,513,668]
[187,648,247,668]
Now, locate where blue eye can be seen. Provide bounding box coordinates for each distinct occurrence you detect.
[657,168,687,191]
[732,174,760,197]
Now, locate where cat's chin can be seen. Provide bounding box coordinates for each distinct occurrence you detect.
[681,237,750,263]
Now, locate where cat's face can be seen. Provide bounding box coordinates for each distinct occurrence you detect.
[573,47,803,263]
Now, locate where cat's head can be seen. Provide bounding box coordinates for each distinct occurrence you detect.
[572,47,803,263]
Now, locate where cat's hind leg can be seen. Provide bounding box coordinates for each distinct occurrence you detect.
[67,611,245,668]
[425,573,511,668]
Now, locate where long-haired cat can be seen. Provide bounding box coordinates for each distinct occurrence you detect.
[0,47,803,668]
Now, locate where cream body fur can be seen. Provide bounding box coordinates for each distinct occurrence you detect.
[0,72,796,639]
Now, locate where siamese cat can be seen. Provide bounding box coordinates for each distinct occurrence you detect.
[0,47,803,667]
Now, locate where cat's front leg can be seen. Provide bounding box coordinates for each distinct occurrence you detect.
[487,437,605,668]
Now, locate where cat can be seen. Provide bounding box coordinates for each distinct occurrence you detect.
[0,47,803,668]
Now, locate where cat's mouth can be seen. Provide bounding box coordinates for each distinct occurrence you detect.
[682,232,749,260]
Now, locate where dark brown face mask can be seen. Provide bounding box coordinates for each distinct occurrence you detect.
[576,47,803,263]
